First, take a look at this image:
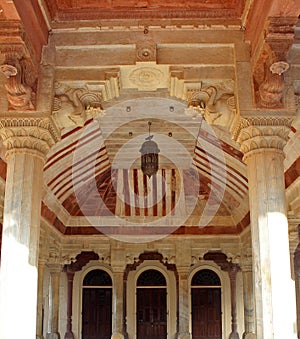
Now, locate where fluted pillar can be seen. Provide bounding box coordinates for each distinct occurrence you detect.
[0,116,59,339]
[236,116,297,338]
[47,264,63,339]
[177,268,191,339]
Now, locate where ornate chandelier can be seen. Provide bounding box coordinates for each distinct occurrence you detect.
[139,121,160,178]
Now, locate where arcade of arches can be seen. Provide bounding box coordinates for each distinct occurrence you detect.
[0,0,300,338]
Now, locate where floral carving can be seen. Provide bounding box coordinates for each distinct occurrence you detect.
[0,116,60,155]
[234,116,293,155]
[128,66,164,90]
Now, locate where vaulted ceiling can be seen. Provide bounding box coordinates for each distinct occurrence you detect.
[0,0,299,240]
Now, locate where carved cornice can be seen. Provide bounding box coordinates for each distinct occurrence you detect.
[0,115,60,156]
[233,115,293,156]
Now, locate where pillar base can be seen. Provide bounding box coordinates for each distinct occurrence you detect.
[177,332,191,339]
[36,336,44,339]
[229,332,240,339]
[46,333,60,339]
[64,331,74,339]
[243,333,256,339]
[111,333,124,339]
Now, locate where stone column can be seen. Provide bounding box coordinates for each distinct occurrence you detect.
[0,116,59,339]
[294,244,300,338]
[47,264,62,339]
[64,271,75,339]
[37,259,46,339]
[236,116,297,338]
[229,264,240,339]
[177,268,191,339]
[241,263,255,339]
[112,271,125,339]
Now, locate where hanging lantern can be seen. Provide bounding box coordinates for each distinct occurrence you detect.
[139,121,160,178]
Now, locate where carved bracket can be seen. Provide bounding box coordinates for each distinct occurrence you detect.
[53,71,120,129]
[253,17,297,109]
[170,72,239,133]
[0,49,37,111]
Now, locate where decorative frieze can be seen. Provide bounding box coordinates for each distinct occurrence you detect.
[0,116,60,156]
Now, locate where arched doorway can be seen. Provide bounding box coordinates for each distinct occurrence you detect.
[81,269,112,339]
[191,269,222,339]
[136,269,167,339]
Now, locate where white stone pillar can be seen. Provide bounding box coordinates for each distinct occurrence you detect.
[241,267,256,339]
[294,244,300,338]
[46,264,62,339]
[37,259,46,339]
[177,268,191,339]
[0,116,59,339]
[112,271,125,339]
[236,116,297,339]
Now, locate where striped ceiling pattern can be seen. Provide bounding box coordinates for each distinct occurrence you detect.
[43,115,249,233]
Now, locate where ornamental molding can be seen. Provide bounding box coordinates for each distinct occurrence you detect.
[128,65,164,90]
[0,116,60,155]
[136,39,157,62]
[233,115,293,155]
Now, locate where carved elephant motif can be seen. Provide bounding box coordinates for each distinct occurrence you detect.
[204,86,236,130]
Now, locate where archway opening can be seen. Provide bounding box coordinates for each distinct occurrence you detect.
[136,269,167,339]
[82,269,112,339]
[191,269,222,339]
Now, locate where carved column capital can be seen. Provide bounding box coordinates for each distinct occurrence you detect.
[0,115,60,158]
[47,263,64,274]
[233,115,293,160]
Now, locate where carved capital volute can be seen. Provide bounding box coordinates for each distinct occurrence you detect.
[233,115,293,160]
[0,114,61,158]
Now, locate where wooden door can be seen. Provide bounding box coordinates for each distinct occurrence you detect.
[192,288,221,339]
[82,288,112,339]
[137,288,167,339]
